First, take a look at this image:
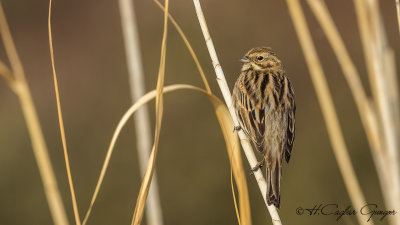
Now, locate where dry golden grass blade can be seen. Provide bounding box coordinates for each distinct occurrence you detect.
[212,96,251,225]
[354,1,400,222]
[130,133,158,225]
[81,84,182,225]
[0,59,18,93]
[84,1,251,223]
[383,50,400,225]
[130,0,169,224]
[286,1,371,225]
[0,2,69,225]
[82,84,251,224]
[118,0,164,224]
[231,169,241,225]
[305,0,379,149]
[0,4,24,82]
[48,1,81,224]
[384,49,400,142]
[353,0,375,87]
[152,2,250,223]
[367,3,400,220]
[397,0,400,36]
[0,60,14,86]
[153,0,211,94]
[153,3,250,221]
[308,3,400,224]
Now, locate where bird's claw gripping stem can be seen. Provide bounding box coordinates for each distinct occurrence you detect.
[233,125,241,133]
[250,159,265,175]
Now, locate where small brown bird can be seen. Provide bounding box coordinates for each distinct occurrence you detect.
[232,47,296,208]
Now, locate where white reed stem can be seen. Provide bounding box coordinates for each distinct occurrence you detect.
[118,1,164,225]
[192,1,282,224]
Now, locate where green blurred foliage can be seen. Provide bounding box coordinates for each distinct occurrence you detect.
[0,0,398,224]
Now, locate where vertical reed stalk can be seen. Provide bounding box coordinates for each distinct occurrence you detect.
[353,1,400,224]
[0,2,69,225]
[396,0,400,36]
[118,0,164,225]
[367,2,400,224]
[192,1,282,224]
[286,1,371,225]
[306,0,390,211]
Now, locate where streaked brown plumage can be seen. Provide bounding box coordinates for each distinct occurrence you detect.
[232,47,296,208]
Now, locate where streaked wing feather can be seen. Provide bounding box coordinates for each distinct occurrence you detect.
[234,81,265,150]
[285,85,296,163]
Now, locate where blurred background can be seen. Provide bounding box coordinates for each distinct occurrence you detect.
[0,0,399,224]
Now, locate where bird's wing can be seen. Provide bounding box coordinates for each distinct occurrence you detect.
[285,82,296,163]
[233,77,266,150]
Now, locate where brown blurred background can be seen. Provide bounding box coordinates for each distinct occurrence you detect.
[0,0,399,224]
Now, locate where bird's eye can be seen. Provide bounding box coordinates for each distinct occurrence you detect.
[257,56,264,61]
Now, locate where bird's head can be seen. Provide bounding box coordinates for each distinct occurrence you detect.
[240,47,282,71]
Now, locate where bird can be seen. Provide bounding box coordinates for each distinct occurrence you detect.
[232,47,296,208]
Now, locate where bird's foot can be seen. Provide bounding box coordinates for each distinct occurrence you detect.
[233,125,241,133]
[250,159,265,175]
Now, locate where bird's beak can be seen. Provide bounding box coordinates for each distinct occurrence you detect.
[241,56,250,63]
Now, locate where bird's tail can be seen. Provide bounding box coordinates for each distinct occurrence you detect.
[266,160,281,208]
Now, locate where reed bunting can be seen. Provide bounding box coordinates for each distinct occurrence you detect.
[232,47,296,208]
